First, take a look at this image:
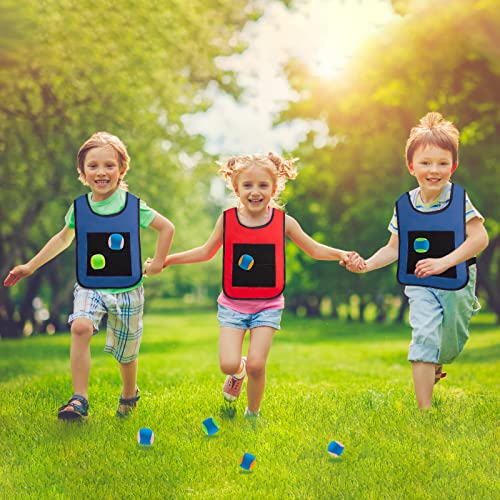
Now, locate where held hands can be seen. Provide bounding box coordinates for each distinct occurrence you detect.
[3,264,33,287]
[339,252,367,273]
[143,258,164,277]
[414,258,448,278]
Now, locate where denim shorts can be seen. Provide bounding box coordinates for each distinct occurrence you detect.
[217,304,283,331]
[405,265,480,364]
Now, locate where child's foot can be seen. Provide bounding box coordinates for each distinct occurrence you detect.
[434,364,447,385]
[222,357,247,402]
[244,407,260,418]
[58,394,89,421]
[116,387,140,417]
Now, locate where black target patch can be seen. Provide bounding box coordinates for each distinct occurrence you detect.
[86,232,132,276]
[232,244,276,287]
[407,230,456,279]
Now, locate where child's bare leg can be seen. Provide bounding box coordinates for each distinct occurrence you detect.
[119,359,138,398]
[218,327,246,375]
[411,361,435,408]
[246,326,275,413]
[69,318,93,399]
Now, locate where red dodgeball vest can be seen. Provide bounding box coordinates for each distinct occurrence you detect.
[222,207,285,300]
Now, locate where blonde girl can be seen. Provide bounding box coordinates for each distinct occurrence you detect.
[160,153,357,417]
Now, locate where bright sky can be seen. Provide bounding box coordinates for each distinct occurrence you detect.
[182,0,397,157]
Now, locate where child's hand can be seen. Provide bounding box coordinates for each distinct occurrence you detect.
[3,264,33,287]
[143,258,163,277]
[414,258,448,278]
[339,250,358,266]
[341,252,367,273]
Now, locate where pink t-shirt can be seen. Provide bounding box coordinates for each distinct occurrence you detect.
[217,206,285,314]
[217,291,285,314]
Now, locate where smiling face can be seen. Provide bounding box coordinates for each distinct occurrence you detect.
[408,144,456,203]
[82,145,124,201]
[233,165,276,218]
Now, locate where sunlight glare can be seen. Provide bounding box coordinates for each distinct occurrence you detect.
[294,0,396,79]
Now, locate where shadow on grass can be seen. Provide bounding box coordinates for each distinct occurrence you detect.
[218,403,237,421]
[277,316,498,346]
[0,335,185,382]
[460,343,500,364]
[276,319,406,345]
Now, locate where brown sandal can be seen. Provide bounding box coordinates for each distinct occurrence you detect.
[434,364,447,385]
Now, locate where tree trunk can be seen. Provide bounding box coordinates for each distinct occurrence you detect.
[477,235,500,323]
[396,294,408,324]
[306,295,321,317]
[374,294,387,323]
[0,319,23,338]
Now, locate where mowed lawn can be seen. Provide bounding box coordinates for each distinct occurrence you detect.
[0,311,498,499]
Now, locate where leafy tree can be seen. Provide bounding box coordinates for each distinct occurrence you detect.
[280,0,500,320]
[0,0,262,337]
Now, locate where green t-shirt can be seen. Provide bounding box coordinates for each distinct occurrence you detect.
[65,189,157,294]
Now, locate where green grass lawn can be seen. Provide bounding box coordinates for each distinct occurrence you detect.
[0,312,498,499]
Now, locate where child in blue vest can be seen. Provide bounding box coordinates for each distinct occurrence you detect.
[346,112,489,408]
[157,153,359,417]
[4,132,175,420]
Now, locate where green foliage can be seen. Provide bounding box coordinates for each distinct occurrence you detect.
[0,312,498,498]
[281,0,500,319]
[0,0,261,333]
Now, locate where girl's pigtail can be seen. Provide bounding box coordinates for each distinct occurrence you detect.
[268,152,298,180]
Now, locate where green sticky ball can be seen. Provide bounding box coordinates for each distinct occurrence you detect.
[90,254,106,270]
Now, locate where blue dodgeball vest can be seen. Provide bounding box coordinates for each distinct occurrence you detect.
[74,193,142,289]
[396,183,469,290]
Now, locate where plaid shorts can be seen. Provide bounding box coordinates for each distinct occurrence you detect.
[68,284,144,363]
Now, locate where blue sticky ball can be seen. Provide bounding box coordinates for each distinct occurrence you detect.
[108,233,125,251]
[239,452,256,471]
[137,427,155,446]
[328,440,345,457]
[413,237,430,254]
[202,417,219,436]
[238,254,254,271]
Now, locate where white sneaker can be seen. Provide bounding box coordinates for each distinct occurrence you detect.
[244,407,260,418]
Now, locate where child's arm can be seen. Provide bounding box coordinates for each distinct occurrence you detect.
[285,215,359,265]
[414,217,488,278]
[3,226,75,287]
[346,233,399,273]
[143,214,175,276]
[163,215,223,268]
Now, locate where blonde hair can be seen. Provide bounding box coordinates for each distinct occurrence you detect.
[406,112,460,167]
[217,153,298,208]
[77,132,130,190]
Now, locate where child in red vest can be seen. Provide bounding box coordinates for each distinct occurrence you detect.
[159,153,358,417]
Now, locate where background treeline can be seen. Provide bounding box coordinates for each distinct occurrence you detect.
[0,0,259,336]
[1,0,498,338]
[279,0,500,321]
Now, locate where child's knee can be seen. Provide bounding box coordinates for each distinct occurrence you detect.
[219,358,241,375]
[246,358,265,377]
[71,318,94,337]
